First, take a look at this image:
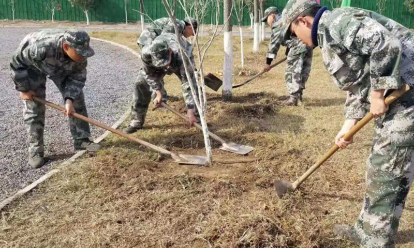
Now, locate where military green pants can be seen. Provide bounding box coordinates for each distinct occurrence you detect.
[352,95,414,248]
[285,47,313,96]
[23,69,91,156]
[129,70,167,128]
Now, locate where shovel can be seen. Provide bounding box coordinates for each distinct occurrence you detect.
[33,97,207,166]
[274,85,411,198]
[204,57,288,91]
[160,102,254,155]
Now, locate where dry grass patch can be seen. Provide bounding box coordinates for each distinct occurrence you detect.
[1,32,414,248]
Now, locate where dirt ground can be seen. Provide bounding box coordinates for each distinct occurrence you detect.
[1,30,414,248]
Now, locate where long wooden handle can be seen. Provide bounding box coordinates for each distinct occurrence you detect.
[232,57,287,89]
[160,102,227,144]
[292,84,410,189]
[33,96,175,157]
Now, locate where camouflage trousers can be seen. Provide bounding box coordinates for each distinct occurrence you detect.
[352,96,414,248]
[23,69,91,156]
[129,71,167,128]
[285,47,313,96]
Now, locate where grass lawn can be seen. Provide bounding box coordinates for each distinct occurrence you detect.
[1,31,414,248]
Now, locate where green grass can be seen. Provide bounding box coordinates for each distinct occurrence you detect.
[1,31,414,248]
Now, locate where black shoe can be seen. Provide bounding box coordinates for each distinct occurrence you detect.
[124,126,142,134]
[74,139,101,152]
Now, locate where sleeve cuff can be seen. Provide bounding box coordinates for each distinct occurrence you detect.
[186,104,195,109]
[266,53,276,59]
[371,76,403,90]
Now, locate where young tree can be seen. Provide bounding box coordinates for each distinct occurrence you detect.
[182,0,211,35]
[139,0,145,30]
[245,0,254,29]
[68,0,97,25]
[8,0,18,22]
[405,0,414,12]
[376,0,389,14]
[223,0,233,101]
[253,0,259,52]
[161,0,222,164]
[44,0,60,22]
[233,0,245,68]
[328,0,342,9]
[124,0,130,24]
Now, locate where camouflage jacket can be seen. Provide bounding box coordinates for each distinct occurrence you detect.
[141,33,197,109]
[137,18,186,49]
[267,21,308,59]
[10,29,87,101]
[317,7,414,119]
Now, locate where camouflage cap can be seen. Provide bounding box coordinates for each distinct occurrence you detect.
[280,0,319,40]
[184,17,198,31]
[262,7,279,22]
[63,30,94,57]
[149,39,171,68]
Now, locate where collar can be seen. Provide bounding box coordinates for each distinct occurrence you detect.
[311,6,328,47]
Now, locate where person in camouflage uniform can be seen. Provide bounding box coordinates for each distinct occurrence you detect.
[9,29,100,169]
[125,26,199,134]
[263,6,313,106]
[280,0,414,247]
[137,17,198,49]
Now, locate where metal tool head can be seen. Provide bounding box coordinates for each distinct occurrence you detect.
[204,73,223,91]
[274,179,295,198]
[220,142,254,155]
[174,154,208,166]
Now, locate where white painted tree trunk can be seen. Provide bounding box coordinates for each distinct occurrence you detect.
[140,0,144,31]
[253,0,259,52]
[223,31,233,100]
[249,13,253,29]
[84,10,90,25]
[261,21,265,41]
[125,0,128,24]
[239,24,244,68]
[223,0,232,101]
[51,9,55,22]
[12,9,15,22]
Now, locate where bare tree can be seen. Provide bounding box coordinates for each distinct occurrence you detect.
[253,0,259,52]
[405,0,414,12]
[124,0,130,24]
[44,0,60,22]
[328,0,341,9]
[161,0,222,164]
[223,0,233,101]
[245,0,254,29]
[8,0,18,22]
[139,0,145,30]
[182,0,211,35]
[376,0,389,14]
[233,0,245,68]
[68,0,98,25]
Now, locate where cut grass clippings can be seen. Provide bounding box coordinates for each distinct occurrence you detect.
[1,30,414,248]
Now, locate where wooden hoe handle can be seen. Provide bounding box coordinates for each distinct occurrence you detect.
[292,84,411,189]
[33,96,174,157]
[233,57,288,89]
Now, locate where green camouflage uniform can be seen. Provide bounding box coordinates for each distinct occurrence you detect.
[9,29,95,157]
[281,1,414,247]
[266,21,312,97]
[137,18,186,49]
[129,32,198,128]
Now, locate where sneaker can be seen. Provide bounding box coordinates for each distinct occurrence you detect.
[28,153,45,169]
[74,139,101,152]
[124,125,142,134]
[334,224,361,245]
